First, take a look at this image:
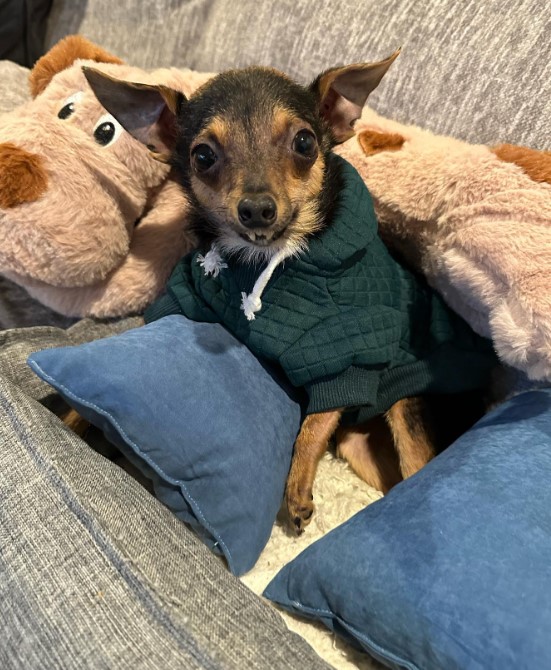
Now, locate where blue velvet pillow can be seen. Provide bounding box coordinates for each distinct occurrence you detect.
[28,315,302,576]
[264,389,551,669]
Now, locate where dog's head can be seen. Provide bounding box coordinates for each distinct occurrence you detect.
[84,52,398,261]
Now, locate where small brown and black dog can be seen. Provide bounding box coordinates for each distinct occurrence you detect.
[81,54,489,533]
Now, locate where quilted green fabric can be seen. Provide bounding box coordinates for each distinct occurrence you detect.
[146,156,497,419]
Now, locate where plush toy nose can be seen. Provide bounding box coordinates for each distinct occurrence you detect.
[238,194,277,228]
[0,142,48,209]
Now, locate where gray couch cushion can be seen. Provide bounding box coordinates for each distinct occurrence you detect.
[46,0,550,149]
[0,317,142,402]
[0,59,31,113]
[0,373,330,669]
[0,276,78,330]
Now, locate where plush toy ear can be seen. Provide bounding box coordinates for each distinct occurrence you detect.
[312,49,400,143]
[83,67,184,162]
[492,144,551,186]
[29,35,123,98]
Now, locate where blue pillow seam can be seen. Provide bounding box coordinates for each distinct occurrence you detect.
[265,592,420,670]
[28,358,236,574]
[335,618,420,670]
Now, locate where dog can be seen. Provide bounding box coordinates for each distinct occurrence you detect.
[83,54,496,534]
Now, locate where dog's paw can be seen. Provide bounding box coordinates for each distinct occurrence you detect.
[286,490,314,535]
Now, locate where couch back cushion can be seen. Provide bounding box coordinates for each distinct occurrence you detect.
[46,0,550,149]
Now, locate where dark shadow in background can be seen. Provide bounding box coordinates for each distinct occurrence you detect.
[0,0,53,67]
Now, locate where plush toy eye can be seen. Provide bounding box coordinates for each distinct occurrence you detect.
[57,91,84,120]
[58,103,75,120]
[191,144,218,172]
[93,114,123,147]
[292,129,317,158]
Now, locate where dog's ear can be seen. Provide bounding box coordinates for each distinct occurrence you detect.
[83,67,185,162]
[312,49,400,143]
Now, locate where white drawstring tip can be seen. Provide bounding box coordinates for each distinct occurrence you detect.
[197,246,227,277]
[239,246,296,321]
[241,292,262,321]
[198,243,295,321]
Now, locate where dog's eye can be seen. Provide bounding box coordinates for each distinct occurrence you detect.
[93,114,123,147]
[192,144,218,172]
[57,92,84,120]
[292,129,317,158]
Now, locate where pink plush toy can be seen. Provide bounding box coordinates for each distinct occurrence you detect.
[0,36,211,322]
[337,108,551,382]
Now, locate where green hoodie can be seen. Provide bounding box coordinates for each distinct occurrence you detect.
[145,156,497,422]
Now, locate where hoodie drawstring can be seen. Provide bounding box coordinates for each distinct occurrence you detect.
[196,244,293,321]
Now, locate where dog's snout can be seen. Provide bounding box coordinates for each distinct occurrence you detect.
[237,194,277,228]
[0,142,48,209]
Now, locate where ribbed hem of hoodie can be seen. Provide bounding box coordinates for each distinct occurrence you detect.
[306,366,381,416]
[305,344,497,424]
[144,292,182,323]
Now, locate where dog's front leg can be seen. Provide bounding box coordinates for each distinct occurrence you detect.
[286,409,342,534]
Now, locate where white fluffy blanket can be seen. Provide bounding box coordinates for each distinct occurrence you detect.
[241,453,384,670]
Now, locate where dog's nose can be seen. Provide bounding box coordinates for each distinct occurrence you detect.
[237,194,277,228]
[0,142,48,209]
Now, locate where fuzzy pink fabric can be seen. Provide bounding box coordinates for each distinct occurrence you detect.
[337,108,551,382]
[0,40,212,318]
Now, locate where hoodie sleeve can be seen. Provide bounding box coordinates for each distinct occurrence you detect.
[144,253,219,324]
